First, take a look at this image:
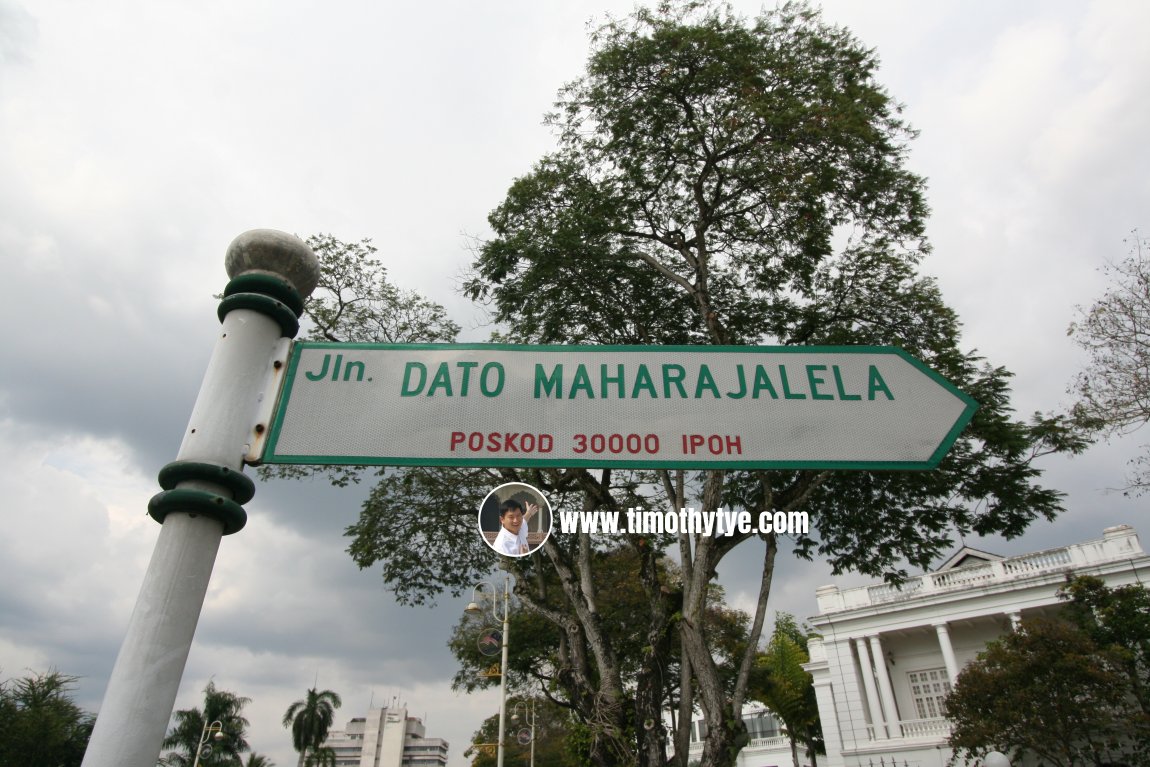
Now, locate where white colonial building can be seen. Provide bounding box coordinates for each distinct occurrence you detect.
[681,706,795,767]
[699,525,1150,767]
[324,705,449,767]
[802,524,1149,767]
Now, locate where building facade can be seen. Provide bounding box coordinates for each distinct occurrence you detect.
[682,707,796,767]
[802,524,1149,767]
[324,705,449,767]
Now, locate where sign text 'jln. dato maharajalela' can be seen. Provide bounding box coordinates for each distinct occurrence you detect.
[260,344,977,471]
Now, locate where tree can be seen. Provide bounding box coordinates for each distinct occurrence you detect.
[245,755,276,767]
[1069,230,1150,493]
[302,747,335,767]
[0,669,94,767]
[748,615,822,767]
[456,1,1084,765]
[261,233,462,490]
[945,617,1146,767]
[1059,574,1150,718]
[447,547,751,765]
[304,233,460,347]
[278,3,1087,767]
[464,698,581,767]
[160,680,251,766]
[282,688,342,767]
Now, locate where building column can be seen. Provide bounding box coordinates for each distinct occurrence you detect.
[933,622,960,685]
[1008,611,1022,631]
[805,637,845,767]
[854,638,887,739]
[869,635,901,738]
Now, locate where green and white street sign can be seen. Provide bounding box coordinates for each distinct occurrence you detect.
[260,343,977,470]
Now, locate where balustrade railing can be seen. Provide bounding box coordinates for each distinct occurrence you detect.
[859,545,1077,606]
[820,527,1141,613]
[898,717,952,738]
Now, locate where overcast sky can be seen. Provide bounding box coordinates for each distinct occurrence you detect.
[1,1,1148,765]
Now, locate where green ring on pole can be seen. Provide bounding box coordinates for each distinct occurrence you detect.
[217,292,300,337]
[223,273,305,316]
[157,461,256,504]
[148,489,247,535]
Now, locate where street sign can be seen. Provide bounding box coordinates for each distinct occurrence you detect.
[260,343,977,470]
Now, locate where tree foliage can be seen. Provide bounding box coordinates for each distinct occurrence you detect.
[160,680,252,767]
[278,3,1087,767]
[447,546,750,710]
[0,669,94,767]
[945,616,1147,767]
[748,615,822,767]
[260,234,462,488]
[1069,230,1150,493]
[282,687,342,767]
[947,577,1150,767]
[302,746,335,767]
[455,1,1081,765]
[1059,574,1150,718]
[464,698,581,767]
[304,234,460,346]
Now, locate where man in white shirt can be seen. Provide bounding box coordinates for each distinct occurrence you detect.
[492,498,540,556]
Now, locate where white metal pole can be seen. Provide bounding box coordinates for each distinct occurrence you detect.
[497,575,510,767]
[191,720,222,767]
[81,230,317,767]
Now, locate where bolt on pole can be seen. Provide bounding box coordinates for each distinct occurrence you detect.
[81,230,318,767]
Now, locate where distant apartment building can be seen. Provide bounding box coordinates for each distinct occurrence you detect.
[806,524,1149,767]
[323,705,448,767]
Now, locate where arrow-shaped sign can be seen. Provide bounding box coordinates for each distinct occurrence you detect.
[260,343,977,470]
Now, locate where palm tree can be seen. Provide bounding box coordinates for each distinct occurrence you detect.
[749,615,824,767]
[245,754,275,767]
[282,687,342,767]
[160,680,252,766]
[303,746,336,767]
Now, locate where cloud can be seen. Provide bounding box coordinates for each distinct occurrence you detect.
[0,1,36,68]
[0,421,159,701]
[2,2,1150,767]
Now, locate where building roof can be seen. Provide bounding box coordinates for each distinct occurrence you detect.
[934,546,1003,572]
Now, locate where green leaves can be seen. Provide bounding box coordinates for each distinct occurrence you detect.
[474,1,928,348]
[160,680,252,767]
[946,615,1147,767]
[303,233,459,345]
[947,578,1150,766]
[344,466,509,606]
[0,670,94,767]
[283,687,343,766]
[748,614,823,766]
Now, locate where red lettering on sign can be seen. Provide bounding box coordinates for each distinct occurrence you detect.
[449,432,554,454]
[682,434,744,455]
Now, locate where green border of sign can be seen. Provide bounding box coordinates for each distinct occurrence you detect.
[260,343,978,471]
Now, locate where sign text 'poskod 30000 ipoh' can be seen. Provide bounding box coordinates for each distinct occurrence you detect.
[260,343,977,470]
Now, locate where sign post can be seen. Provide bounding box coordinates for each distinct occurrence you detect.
[81,231,318,767]
[261,343,977,470]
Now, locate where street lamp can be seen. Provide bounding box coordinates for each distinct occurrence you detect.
[983,752,1011,767]
[466,575,513,767]
[511,699,536,767]
[191,719,223,767]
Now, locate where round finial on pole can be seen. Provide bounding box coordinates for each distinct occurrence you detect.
[224,229,320,298]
